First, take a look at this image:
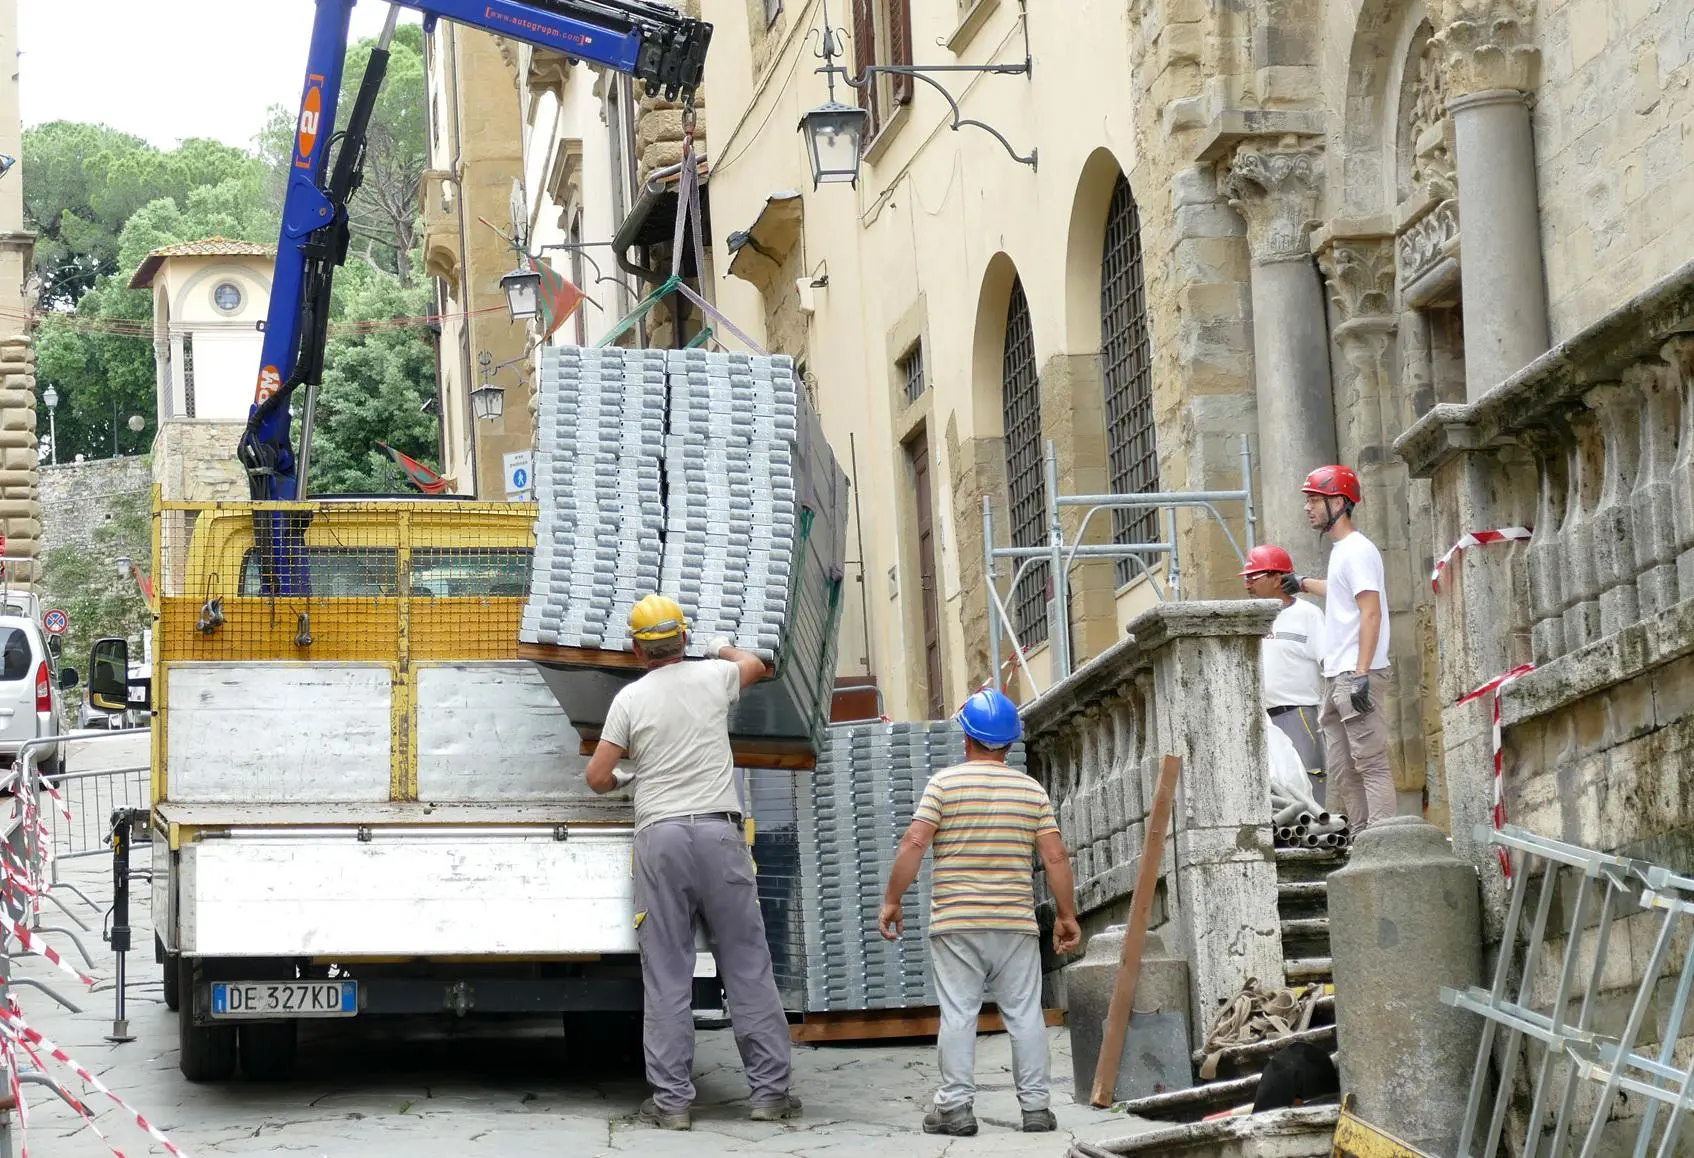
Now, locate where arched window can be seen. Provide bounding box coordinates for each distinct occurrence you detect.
[1002,276,1047,645]
[1100,175,1159,584]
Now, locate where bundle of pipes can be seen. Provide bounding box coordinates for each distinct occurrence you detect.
[1272,807,1353,850]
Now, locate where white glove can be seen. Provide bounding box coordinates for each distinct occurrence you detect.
[707,635,733,658]
[612,768,634,789]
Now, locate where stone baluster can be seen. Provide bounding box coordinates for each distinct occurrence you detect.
[1519,423,1570,663]
[1585,384,1643,635]
[1561,408,1604,649]
[1664,336,1694,600]
[1079,711,1105,881]
[1628,360,1681,618]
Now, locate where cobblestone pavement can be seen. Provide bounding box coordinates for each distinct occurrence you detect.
[4,737,1153,1156]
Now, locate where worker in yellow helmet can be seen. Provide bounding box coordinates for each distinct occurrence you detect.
[584,594,801,1131]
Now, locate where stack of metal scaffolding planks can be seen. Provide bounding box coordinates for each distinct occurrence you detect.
[518,346,849,760]
[748,720,1029,1013]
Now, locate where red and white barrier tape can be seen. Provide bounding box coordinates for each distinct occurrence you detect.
[0,908,95,988]
[38,776,70,824]
[1458,663,1536,883]
[1431,527,1533,592]
[0,1006,190,1158]
[5,1018,116,1158]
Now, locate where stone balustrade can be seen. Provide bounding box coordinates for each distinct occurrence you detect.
[1400,260,1694,669]
[1020,600,1284,1048]
[1397,258,1694,923]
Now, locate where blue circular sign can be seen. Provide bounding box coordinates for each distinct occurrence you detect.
[512,467,530,490]
[42,609,67,635]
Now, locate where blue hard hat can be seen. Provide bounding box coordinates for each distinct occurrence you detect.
[956,688,1023,748]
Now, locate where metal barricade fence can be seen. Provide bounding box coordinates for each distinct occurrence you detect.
[1444,824,1694,1158]
[15,730,149,863]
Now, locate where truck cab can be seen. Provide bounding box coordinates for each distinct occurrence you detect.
[93,495,642,1081]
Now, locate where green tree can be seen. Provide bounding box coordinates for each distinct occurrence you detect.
[23,124,260,309]
[35,167,277,464]
[308,256,442,493]
[258,24,429,283]
[39,491,152,722]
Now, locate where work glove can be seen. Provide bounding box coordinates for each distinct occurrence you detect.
[708,635,733,658]
[1279,574,1304,597]
[1349,673,1375,715]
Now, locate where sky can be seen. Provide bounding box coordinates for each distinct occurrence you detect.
[19,1,424,151]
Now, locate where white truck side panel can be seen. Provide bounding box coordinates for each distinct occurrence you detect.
[414,663,590,801]
[178,831,637,956]
[166,664,393,802]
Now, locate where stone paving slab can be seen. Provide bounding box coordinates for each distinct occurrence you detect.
[6,856,1150,1156]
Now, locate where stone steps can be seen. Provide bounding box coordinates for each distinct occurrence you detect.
[1114,844,1347,1126]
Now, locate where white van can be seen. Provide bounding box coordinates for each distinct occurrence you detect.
[0,615,77,778]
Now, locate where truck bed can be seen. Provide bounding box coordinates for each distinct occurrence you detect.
[155,798,634,828]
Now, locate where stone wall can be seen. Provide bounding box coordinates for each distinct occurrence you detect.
[39,456,151,558]
[1022,600,1285,1049]
[0,338,39,589]
[1533,0,1694,343]
[1397,260,1694,1129]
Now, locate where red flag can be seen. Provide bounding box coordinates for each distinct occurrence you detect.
[377,442,455,495]
[530,256,586,341]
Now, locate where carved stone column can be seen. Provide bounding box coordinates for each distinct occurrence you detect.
[1222,137,1337,573]
[1431,0,1548,400]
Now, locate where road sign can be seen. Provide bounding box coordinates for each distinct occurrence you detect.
[42,609,68,636]
[504,451,534,500]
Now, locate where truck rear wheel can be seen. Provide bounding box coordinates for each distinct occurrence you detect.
[238,1021,298,1081]
[177,959,235,1082]
[161,948,180,1012]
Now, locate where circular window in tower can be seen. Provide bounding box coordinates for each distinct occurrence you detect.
[212,282,243,313]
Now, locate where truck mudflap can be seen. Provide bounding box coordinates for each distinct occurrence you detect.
[178,826,637,957]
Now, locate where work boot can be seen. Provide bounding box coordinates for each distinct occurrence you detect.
[638,1097,692,1131]
[749,1093,803,1121]
[922,1102,978,1136]
[1022,1108,1058,1132]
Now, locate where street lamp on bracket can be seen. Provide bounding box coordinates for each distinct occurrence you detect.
[797,0,1037,189]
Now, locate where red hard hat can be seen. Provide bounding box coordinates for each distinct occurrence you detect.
[1301,465,1362,504]
[1240,544,1295,576]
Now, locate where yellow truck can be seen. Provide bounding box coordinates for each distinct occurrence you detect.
[89,496,645,1081]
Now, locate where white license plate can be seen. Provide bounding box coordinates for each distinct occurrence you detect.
[210,981,357,1019]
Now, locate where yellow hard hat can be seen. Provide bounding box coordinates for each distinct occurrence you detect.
[629,594,688,641]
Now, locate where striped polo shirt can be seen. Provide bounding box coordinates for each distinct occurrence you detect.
[913,759,1061,936]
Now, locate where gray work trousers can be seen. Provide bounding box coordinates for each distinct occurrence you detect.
[931,931,1050,1112]
[1269,705,1327,807]
[1320,671,1397,830]
[633,816,792,1113]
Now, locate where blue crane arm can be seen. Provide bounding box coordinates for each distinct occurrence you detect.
[239,0,710,506]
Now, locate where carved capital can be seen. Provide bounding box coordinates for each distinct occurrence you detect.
[1221,136,1324,264]
[1319,237,1397,325]
[1397,200,1460,291]
[1429,0,1539,96]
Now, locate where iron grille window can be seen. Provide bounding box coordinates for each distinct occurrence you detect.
[1100,175,1159,585]
[1001,278,1047,645]
[901,342,926,403]
[183,334,196,419]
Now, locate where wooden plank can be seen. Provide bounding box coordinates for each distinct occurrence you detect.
[1091,753,1182,1108]
[790,1006,1065,1044]
[1332,1096,1439,1158]
[518,641,645,671]
[519,641,779,683]
[575,730,818,770]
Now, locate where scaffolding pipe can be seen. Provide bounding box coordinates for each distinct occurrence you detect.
[983,495,1000,693]
[1045,443,1071,680]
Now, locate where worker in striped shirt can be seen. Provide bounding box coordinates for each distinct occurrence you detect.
[879,688,1081,1137]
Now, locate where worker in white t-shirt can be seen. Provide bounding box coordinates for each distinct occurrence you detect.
[1240,544,1327,805]
[1281,466,1397,830]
